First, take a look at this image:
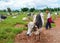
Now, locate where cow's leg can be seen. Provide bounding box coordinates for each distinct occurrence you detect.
[34,28,40,41]
[35,34,40,41]
[34,27,42,41]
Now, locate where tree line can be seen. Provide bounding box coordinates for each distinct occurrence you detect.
[0,7,60,12]
[0,7,60,14]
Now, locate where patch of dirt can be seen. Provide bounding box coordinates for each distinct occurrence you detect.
[14,29,54,43]
[14,17,60,43]
[15,23,26,28]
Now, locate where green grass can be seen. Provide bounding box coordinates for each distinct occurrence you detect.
[0,12,57,43]
[0,27,26,43]
[0,12,28,43]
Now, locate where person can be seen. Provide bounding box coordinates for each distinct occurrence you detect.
[45,10,54,29]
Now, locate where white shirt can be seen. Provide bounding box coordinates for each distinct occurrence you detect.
[47,13,51,19]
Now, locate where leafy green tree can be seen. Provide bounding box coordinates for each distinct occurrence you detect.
[21,8,29,12]
[29,8,35,12]
[4,9,6,12]
[7,8,12,15]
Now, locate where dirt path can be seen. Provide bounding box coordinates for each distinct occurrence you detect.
[14,18,60,43]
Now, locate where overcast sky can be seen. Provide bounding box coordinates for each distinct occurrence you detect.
[0,0,59,10]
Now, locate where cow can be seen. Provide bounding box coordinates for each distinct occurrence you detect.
[26,13,43,35]
[1,15,7,19]
[0,15,7,22]
[22,17,29,21]
[26,13,44,40]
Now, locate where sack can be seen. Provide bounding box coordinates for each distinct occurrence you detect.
[48,17,54,23]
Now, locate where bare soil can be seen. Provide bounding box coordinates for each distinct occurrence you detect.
[15,23,25,28]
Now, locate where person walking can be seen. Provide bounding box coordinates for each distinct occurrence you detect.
[46,10,54,29]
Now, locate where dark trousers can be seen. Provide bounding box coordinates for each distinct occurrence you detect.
[46,21,51,29]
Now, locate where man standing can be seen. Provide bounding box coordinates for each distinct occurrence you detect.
[45,10,54,29]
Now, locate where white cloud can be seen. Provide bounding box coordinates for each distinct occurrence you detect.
[48,4,58,8]
[47,0,58,2]
[0,0,59,10]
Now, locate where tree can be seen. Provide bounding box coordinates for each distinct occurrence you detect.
[4,9,6,12]
[21,8,29,12]
[54,8,57,11]
[13,10,19,12]
[29,8,35,12]
[15,10,19,12]
[7,8,12,15]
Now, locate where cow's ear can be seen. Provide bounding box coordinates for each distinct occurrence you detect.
[25,24,28,27]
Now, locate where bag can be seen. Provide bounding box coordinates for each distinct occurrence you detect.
[48,17,54,23]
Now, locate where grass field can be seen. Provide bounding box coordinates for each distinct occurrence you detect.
[0,11,56,43]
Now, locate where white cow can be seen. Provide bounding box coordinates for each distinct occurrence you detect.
[7,12,10,15]
[55,12,58,15]
[22,17,28,21]
[12,16,17,18]
[27,12,44,36]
